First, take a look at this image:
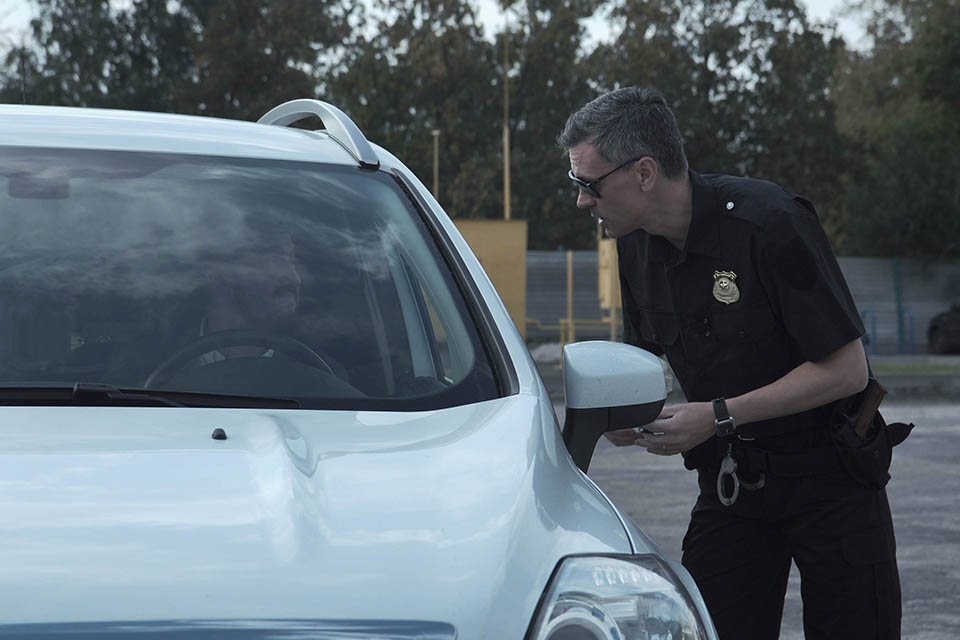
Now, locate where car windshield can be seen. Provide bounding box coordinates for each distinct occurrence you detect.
[0,147,499,409]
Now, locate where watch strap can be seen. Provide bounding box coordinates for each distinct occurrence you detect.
[712,397,737,438]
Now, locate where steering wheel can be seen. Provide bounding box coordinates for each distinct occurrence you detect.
[144,329,335,388]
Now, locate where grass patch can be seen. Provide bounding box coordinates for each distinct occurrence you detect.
[873,365,960,375]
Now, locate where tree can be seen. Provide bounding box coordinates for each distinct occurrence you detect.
[0,0,356,121]
[501,0,604,249]
[106,1,195,112]
[589,0,850,242]
[328,0,502,218]
[327,0,608,246]
[1,0,126,107]
[178,0,357,120]
[834,0,960,259]
[0,0,195,110]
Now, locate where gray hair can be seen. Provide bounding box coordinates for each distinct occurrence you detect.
[558,87,688,179]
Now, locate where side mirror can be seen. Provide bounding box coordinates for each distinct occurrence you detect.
[561,341,666,472]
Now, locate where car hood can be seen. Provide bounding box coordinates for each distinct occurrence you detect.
[0,395,631,638]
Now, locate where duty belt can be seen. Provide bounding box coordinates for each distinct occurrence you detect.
[715,421,914,506]
[715,442,845,507]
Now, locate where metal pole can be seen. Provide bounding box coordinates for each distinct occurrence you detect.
[892,258,905,353]
[567,250,575,344]
[431,129,440,197]
[503,22,511,221]
[609,284,618,342]
[19,51,27,104]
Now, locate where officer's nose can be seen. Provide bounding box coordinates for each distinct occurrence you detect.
[576,188,596,209]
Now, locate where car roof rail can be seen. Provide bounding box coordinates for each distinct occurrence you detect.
[258,99,380,169]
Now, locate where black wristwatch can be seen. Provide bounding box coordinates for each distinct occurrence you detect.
[712,397,737,438]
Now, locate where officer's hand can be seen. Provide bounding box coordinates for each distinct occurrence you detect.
[604,427,640,447]
[634,402,714,456]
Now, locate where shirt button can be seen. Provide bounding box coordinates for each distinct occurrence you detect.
[705,331,711,337]
[725,201,735,210]
[703,318,709,324]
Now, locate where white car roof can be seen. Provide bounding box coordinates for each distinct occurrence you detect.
[0,104,371,166]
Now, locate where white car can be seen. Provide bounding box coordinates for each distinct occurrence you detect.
[0,101,717,639]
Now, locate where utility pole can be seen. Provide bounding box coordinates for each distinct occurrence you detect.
[19,50,27,105]
[431,129,440,198]
[503,19,511,221]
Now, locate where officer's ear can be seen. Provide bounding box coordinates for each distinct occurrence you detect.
[635,157,658,192]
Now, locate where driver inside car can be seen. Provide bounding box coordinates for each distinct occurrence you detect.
[141,231,360,398]
[196,239,303,364]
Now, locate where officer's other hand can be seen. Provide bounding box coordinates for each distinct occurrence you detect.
[634,402,714,456]
[604,427,641,447]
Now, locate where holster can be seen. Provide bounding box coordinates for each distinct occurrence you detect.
[830,378,915,489]
[836,412,913,489]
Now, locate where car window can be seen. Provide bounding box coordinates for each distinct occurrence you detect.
[0,147,499,409]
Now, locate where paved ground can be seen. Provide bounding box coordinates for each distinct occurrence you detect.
[537,353,960,639]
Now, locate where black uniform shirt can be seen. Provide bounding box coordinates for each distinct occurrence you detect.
[617,171,864,465]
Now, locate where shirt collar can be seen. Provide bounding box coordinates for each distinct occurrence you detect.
[644,231,672,263]
[682,169,723,259]
[626,169,722,263]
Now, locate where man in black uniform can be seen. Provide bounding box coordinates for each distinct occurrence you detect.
[559,87,906,639]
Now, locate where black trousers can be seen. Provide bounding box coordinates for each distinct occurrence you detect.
[681,448,901,639]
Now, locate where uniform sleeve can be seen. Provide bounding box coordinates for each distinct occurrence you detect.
[757,198,864,362]
[618,257,664,356]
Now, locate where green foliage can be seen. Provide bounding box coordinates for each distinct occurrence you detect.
[591,0,849,240]
[179,0,357,120]
[0,0,193,109]
[0,0,355,120]
[504,0,604,249]
[834,0,960,259]
[327,0,502,218]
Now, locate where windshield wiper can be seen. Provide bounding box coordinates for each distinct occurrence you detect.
[73,382,185,406]
[0,383,300,409]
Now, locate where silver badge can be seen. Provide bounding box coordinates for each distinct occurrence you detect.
[712,271,740,304]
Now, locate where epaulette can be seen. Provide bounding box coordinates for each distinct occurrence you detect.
[701,173,808,230]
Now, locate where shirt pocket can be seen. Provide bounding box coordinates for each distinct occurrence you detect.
[709,304,779,344]
[692,303,781,371]
[637,309,680,348]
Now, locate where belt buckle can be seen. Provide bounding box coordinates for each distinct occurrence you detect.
[717,444,740,507]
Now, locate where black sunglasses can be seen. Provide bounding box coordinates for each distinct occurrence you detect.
[568,157,644,199]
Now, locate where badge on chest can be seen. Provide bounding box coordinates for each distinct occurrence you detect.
[712,270,740,304]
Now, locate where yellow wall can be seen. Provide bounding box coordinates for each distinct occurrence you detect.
[454,220,527,340]
[597,238,622,312]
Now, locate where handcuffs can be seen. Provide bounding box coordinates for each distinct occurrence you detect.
[713,398,765,506]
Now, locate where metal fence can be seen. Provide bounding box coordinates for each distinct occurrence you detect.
[526,252,960,354]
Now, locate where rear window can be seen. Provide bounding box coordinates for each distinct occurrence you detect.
[0,148,499,409]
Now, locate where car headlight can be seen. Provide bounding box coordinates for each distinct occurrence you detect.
[528,555,709,640]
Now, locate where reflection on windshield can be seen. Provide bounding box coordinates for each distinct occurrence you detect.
[0,149,498,410]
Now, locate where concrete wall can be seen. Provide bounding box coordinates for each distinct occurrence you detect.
[526,251,960,353]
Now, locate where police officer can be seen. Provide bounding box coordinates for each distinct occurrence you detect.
[559,87,905,639]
